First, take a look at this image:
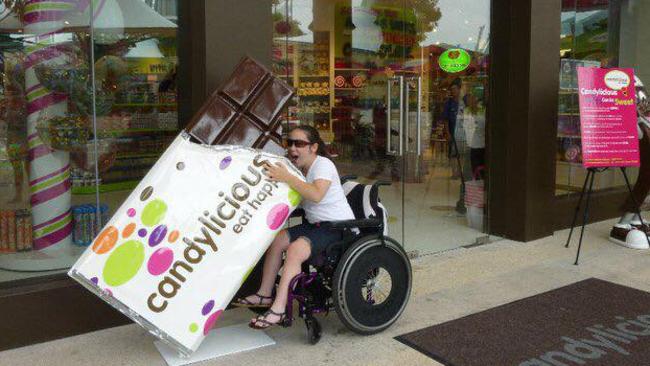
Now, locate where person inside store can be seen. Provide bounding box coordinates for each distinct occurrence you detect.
[368,100,400,181]
[231,125,355,329]
[440,78,464,162]
[463,92,486,178]
[439,78,470,214]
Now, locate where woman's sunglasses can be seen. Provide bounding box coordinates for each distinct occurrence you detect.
[284,139,313,148]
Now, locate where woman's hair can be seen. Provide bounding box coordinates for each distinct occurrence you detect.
[288,125,330,158]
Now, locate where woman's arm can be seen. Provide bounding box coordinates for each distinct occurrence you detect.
[264,162,331,203]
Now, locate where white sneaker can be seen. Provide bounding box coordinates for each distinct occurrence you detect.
[609,224,650,250]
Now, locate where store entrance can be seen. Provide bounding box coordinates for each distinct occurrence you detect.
[272,0,491,255]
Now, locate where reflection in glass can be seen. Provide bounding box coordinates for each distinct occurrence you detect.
[0,0,179,283]
[272,0,491,254]
[555,0,644,195]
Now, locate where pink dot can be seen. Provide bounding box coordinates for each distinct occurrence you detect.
[203,310,223,335]
[147,247,174,275]
[104,288,113,297]
[127,208,136,217]
[267,204,289,230]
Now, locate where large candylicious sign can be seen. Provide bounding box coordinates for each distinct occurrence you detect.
[69,133,303,355]
[577,67,640,168]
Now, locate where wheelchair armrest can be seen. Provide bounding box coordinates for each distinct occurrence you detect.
[340,175,358,184]
[327,218,383,229]
[290,208,305,218]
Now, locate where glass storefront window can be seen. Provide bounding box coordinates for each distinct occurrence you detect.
[556,0,645,195]
[0,0,179,283]
[272,0,491,255]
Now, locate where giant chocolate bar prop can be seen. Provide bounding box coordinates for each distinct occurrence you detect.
[69,57,302,356]
[184,57,294,154]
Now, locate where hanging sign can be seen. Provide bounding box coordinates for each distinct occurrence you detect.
[438,48,471,73]
[577,67,640,168]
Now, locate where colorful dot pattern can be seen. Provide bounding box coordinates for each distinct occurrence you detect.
[89,186,182,288]
[85,156,300,340]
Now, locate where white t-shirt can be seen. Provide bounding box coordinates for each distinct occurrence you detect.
[463,112,486,149]
[300,156,355,224]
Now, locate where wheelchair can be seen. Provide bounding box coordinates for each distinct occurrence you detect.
[263,175,412,344]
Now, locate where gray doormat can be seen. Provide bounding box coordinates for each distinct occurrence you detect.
[396,278,650,366]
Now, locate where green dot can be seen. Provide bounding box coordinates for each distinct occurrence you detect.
[288,189,301,207]
[102,240,145,287]
[189,323,198,333]
[141,199,167,227]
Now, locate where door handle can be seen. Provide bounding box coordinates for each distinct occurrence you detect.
[386,80,393,155]
[398,76,404,156]
[416,77,422,156]
[405,77,422,156]
[386,76,404,156]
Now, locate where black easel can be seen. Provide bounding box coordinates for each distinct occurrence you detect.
[565,167,650,265]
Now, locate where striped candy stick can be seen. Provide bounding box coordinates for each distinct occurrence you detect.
[23,0,80,250]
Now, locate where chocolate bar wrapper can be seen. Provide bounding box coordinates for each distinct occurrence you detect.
[69,132,304,356]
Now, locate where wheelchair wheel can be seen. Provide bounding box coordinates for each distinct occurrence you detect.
[332,236,411,335]
[305,317,322,345]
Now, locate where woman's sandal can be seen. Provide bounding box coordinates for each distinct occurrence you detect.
[249,309,287,330]
[231,293,273,308]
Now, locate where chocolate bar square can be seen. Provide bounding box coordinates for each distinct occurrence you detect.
[185,56,295,153]
[249,78,294,126]
[187,96,236,144]
[222,115,263,147]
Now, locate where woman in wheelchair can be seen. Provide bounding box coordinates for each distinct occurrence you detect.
[232,125,356,329]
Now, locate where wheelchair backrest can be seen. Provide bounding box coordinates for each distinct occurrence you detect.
[341,181,389,236]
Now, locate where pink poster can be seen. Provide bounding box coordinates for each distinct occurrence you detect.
[577,67,640,168]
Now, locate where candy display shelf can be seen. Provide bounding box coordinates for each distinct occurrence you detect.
[96,128,177,137]
[72,180,140,195]
[113,103,177,108]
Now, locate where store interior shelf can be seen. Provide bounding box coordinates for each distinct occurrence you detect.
[334,88,362,91]
[96,128,178,136]
[72,180,140,195]
[113,103,177,107]
[555,183,583,193]
[299,75,329,78]
[335,68,370,71]
[557,160,583,167]
[116,152,162,159]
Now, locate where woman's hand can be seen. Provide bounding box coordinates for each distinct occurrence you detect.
[264,162,330,203]
[264,162,294,183]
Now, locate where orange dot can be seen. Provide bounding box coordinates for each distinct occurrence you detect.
[92,226,118,254]
[122,223,136,238]
[169,230,179,243]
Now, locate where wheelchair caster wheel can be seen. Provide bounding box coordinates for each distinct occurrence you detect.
[305,318,321,345]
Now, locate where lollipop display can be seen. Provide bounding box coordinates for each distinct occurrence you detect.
[70,139,117,174]
[35,113,90,151]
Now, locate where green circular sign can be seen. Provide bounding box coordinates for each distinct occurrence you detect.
[438,49,471,73]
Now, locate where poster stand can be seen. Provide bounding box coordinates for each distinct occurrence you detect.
[154,323,275,366]
[565,167,650,265]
